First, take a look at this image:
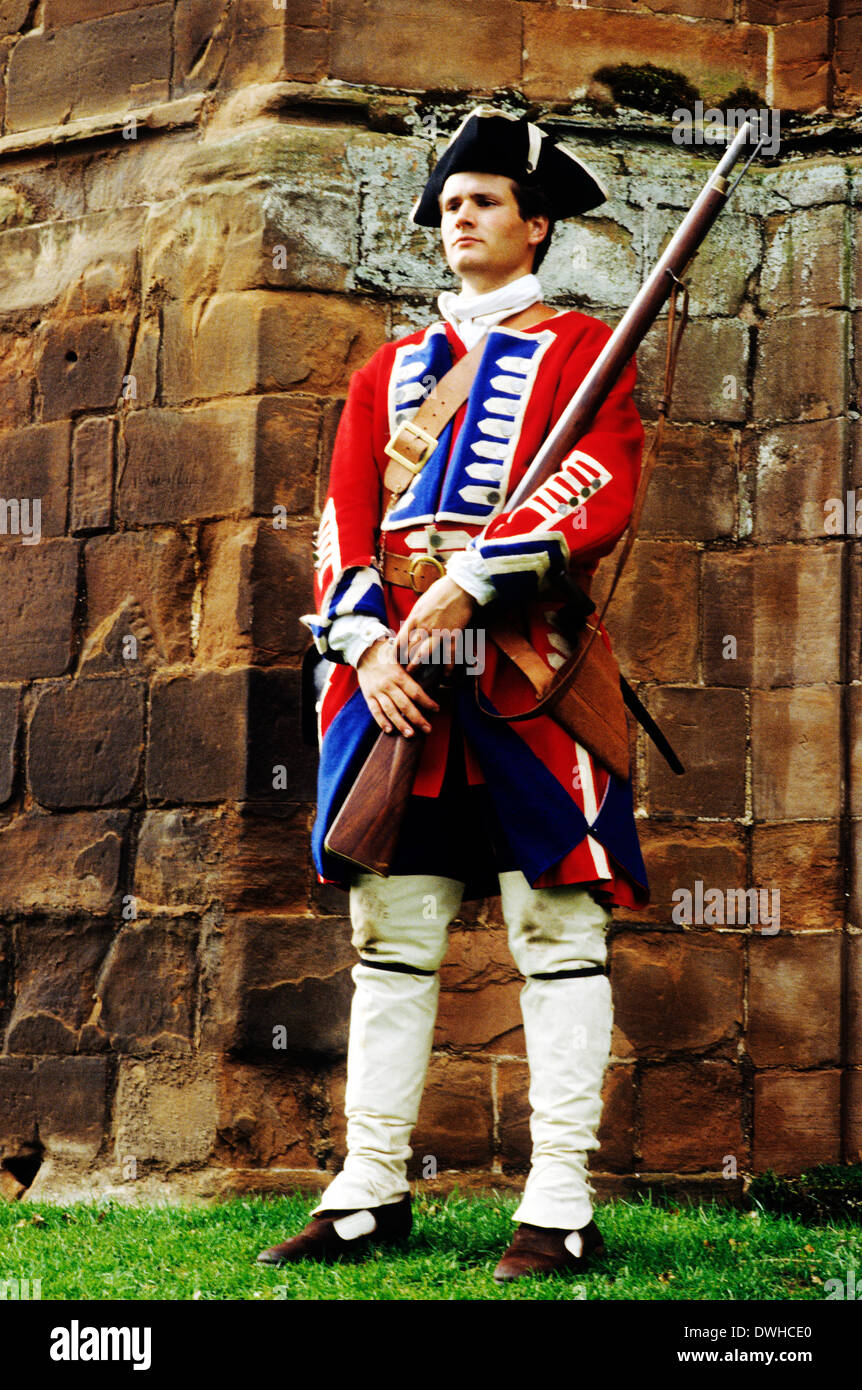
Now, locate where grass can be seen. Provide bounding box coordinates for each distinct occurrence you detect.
[0,1190,859,1301]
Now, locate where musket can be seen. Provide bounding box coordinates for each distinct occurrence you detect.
[325,119,765,876]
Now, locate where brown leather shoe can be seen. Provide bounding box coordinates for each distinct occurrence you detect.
[493,1218,604,1283]
[256,1194,412,1266]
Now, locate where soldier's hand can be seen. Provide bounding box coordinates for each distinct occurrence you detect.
[398,576,477,671]
[356,637,440,737]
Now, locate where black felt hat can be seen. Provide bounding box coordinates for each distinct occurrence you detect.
[410,106,608,227]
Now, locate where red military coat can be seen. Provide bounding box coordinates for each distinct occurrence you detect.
[302,308,649,908]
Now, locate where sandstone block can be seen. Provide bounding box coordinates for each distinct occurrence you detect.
[196,518,316,666]
[71,416,114,533]
[246,667,319,804]
[542,214,641,311]
[35,1057,110,1161]
[850,817,862,928]
[645,208,760,318]
[601,0,734,16]
[36,314,134,421]
[0,208,143,317]
[28,677,145,808]
[6,6,171,132]
[331,0,522,91]
[0,539,79,678]
[262,186,359,294]
[701,546,842,688]
[596,1064,636,1173]
[0,421,70,542]
[219,18,328,87]
[523,8,767,103]
[752,687,841,819]
[852,548,862,684]
[410,1057,494,1173]
[0,327,37,429]
[148,667,317,806]
[593,541,698,682]
[761,158,848,212]
[134,807,312,915]
[0,810,128,915]
[161,291,386,404]
[761,205,849,313]
[436,924,524,1054]
[147,670,249,804]
[640,1061,744,1171]
[615,822,747,927]
[497,1060,530,1172]
[0,969,21,1091]
[847,1069,862,1164]
[125,314,159,410]
[742,0,823,20]
[853,684,862,817]
[174,0,232,97]
[114,1056,217,1167]
[753,313,849,423]
[748,419,846,542]
[95,916,200,1052]
[835,15,862,109]
[748,934,841,1068]
[637,423,737,541]
[0,1058,36,1155]
[45,0,154,23]
[84,528,197,668]
[850,936,862,1068]
[204,913,354,1058]
[751,822,843,932]
[140,186,270,304]
[120,401,259,525]
[5,917,113,1055]
[645,688,747,818]
[120,393,333,527]
[215,1060,320,1169]
[635,317,749,424]
[348,135,440,294]
[753,1070,841,1173]
[611,931,743,1056]
[771,16,831,112]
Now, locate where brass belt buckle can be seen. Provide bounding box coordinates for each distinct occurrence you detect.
[408,553,446,591]
[384,419,438,473]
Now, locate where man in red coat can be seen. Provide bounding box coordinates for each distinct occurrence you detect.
[258,108,648,1281]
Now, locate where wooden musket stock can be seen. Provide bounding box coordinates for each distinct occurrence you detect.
[325,121,763,875]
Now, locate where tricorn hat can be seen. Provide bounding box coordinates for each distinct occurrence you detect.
[410,106,608,227]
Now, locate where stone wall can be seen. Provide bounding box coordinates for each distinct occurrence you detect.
[0,1,859,1203]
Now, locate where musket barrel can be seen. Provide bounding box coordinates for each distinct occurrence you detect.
[505,120,758,510]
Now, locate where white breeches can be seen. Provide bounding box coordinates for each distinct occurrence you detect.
[313,870,613,1231]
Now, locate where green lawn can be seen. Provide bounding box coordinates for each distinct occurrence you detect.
[0,1191,858,1301]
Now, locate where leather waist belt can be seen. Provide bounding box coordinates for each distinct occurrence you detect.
[381,550,448,593]
[381,547,593,600]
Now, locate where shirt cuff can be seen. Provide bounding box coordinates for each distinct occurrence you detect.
[445,548,497,607]
[327,615,394,668]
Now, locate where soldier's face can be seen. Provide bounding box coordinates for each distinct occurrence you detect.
[439,172,548,292]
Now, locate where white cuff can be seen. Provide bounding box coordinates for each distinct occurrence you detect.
[327,615,394,668]
[445,548,497,606]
